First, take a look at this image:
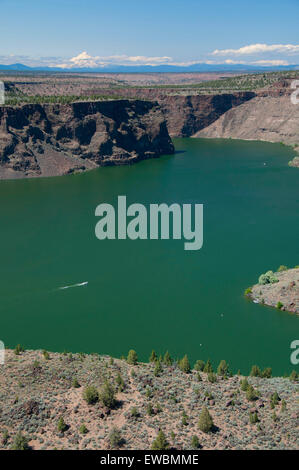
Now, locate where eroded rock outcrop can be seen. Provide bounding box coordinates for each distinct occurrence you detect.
[247,268,299,315]
[0,100,174,179]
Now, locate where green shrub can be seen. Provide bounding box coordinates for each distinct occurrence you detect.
[72,377,80,388]
[258,271,278,285]
[2,430,9,446]
[109,427,123,449]
[276,301,283,310]
[277,265,287,272]
[130,407,139,419]
[79,424,88,434]
[14,344,24,356]
[244,287,252,296]
[249,412,259,424]
[42,350,50,360]
[83,385,99,405]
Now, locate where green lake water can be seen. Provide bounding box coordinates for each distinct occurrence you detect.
[0,138,298,375]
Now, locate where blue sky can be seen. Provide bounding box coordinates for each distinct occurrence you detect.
[1,0,299,67]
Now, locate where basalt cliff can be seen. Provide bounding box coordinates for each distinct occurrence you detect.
[0,100,174,179]
[1,78,299,180]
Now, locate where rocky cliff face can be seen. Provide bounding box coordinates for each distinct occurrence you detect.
[0,100,174,179]
[195,94,299,144]
[86,87,256,137]
[194,84,299,166]
[157,92,255,137]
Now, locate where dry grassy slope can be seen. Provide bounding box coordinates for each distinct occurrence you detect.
[0,349,298,450]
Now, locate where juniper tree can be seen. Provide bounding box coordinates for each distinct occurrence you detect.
[130,407,139,419]
[217,360,229,376]
[179,354,191,373]
[109,427,123,449]
[163,351,173,365]
[208,372,217,383]
[83,385,99,405]
[72,377,80,388]
[14,344,24,356]
[11,432,30,450]
[261,367,272,378]
[246,385,257,402]
[57,416,68,433]
[42,350,50,360]
[2,430,9,446]
[289,370,298,381]
[79,424,88,434]
[127,349,138,365]
[203,359,213,373]
[270,391,280,407]
[198,406,214,433]
[249,412,259,424]
[116,372,125,392]
[149,350,157,362]
[191,435,200,449]
[154,360,163,377]
[240,378,249,391]
[250,365,261,377]
[281,399,287,411]
[99,380,116,409]
[194,359,205,371]
[151,430,169,450]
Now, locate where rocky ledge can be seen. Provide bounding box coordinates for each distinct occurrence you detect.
[0,100,174,179]
[246,267,299,314]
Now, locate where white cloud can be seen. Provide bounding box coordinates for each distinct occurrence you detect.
[252,59,290,66]
[213,43,299,56]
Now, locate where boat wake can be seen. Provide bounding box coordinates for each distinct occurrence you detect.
[59,282,88,290]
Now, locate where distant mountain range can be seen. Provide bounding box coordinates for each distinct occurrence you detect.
[0,62,298,73]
